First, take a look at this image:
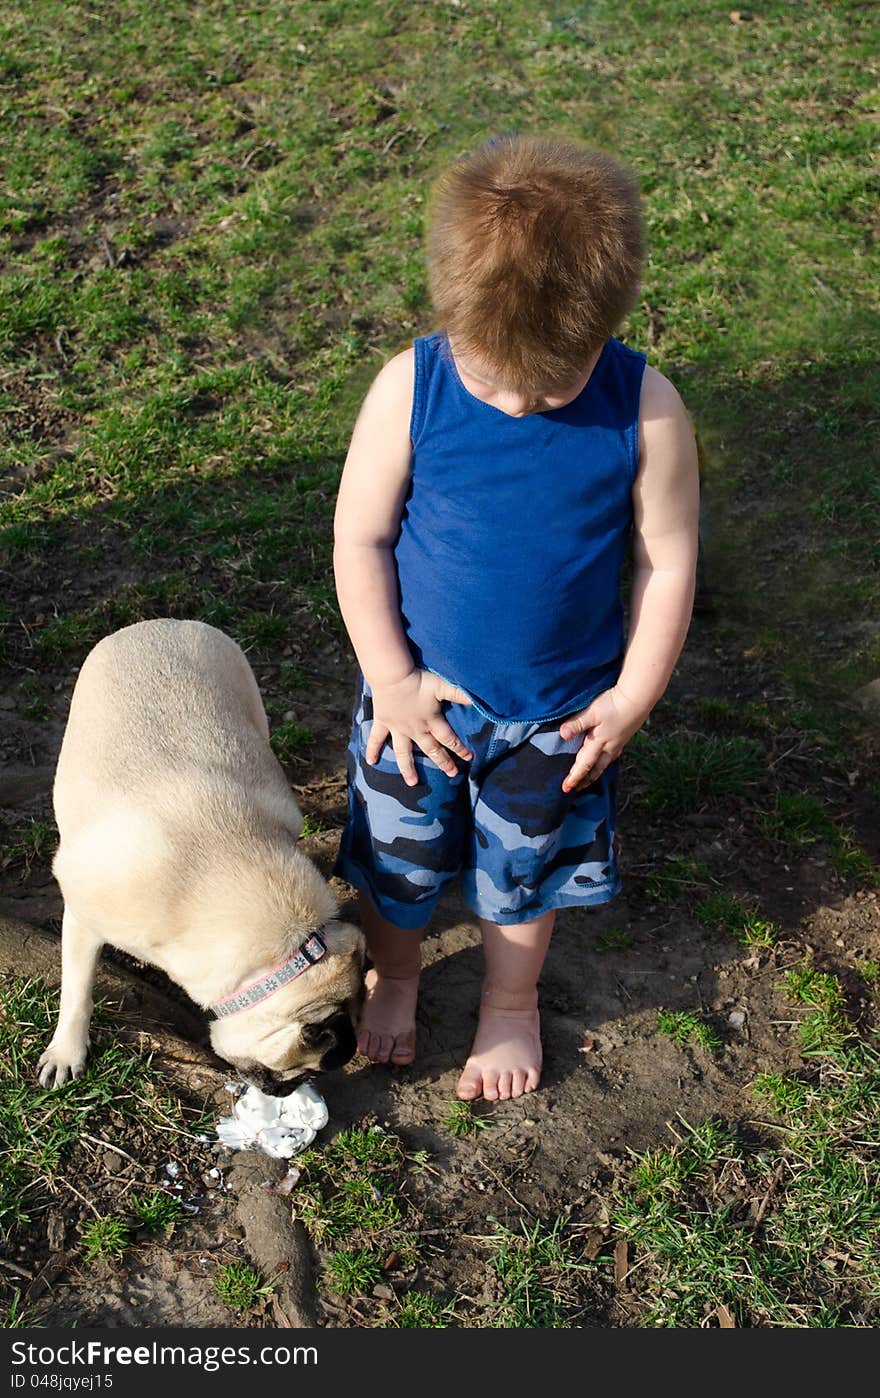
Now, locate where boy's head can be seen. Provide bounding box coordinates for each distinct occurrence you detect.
[425,133,644,395]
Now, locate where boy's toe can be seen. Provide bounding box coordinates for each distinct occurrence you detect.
[482,1070,501,1101]
[390,1031,415,1064]
[456,1065,482,1100]
[525,1067,541,1093]
[511,1069,527,1098]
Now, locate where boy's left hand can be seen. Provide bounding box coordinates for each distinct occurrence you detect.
[559,687,648,792]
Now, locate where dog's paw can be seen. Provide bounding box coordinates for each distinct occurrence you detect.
[37,1037,89,1088]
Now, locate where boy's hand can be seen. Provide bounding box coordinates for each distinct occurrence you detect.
[366,670,473,786]
[559,687,648,792]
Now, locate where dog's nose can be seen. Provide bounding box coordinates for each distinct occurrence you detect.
[319,1011,357,1072]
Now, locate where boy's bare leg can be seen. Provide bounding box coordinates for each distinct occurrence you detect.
[356,891,423,1065]
[457,911,555,1102]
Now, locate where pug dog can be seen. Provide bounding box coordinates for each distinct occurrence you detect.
[38,619,364,1094]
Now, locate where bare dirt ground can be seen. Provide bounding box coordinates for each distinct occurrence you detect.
[1,575,878,1327]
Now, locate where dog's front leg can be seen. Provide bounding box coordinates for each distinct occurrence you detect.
[37,909,104,1088]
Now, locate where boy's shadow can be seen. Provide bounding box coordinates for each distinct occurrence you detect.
[324,877,745,1156]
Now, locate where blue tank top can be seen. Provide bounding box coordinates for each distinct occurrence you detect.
[394,330,647,722]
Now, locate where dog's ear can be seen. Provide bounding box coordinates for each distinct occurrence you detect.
[322,921,366,960]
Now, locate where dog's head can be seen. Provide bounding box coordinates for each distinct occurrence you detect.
[209,919,365,1093]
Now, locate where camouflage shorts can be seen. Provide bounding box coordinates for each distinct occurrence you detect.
[334,677,621,928]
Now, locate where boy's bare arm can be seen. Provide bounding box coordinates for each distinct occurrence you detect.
[616,366,700,712]
[333,350,472,785]
[559,367,699,790]
[333,349,419,688]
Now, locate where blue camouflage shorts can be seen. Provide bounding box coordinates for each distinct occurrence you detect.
[334,676,621,929]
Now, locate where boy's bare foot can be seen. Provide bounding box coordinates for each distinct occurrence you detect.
[456,989,542,1101]
[357,967,420,1064]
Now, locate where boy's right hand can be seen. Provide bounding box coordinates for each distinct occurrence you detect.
[366,670,473,786]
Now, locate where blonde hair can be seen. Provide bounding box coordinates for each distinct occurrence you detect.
[425,133,644,393]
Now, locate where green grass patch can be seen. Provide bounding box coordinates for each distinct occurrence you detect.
[484,1217,591,1329]
[386,1289,456,1328]
[0,976,204,1237]
[631,1119,737,1201]
[0,1292,32,1328]
[696,891,750,935]
[781,963,846,1013]
[594,926,633,955]
[780,961,856,1059]
[656,1009,721,1053]
[612,972,880,1327]
[740,916,779,950]
[830,834,878,885]
[294,1124,421,1301]
[857,959,880,989]
[630,733,762,814]
[690,697,775,736]
[81,1216,130,1261]
[326,1248,383,1297]
[270,721,314,762]
[643,858,713,903]
[762,793,837,846]
[761,795,877,886]
[0,0,874,724]
[214,1263,273,1313]
[131,1190,184,1234]
[29,579,236,663]
[696,892,779,948]
[0,821,55,881]
[444,1100,494,1138]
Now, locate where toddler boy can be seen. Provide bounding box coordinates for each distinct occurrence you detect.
[333,134,699,1101]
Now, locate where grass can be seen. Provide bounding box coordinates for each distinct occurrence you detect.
[780,961,856,1059]
[690,696,775,736]
[611,973,880,1327]
[0,821,55,880]
[1,1292,33,1328]
[594,926,634,954]
[0,976,206,1238]
[81,1216,130,1261]
[0,0,875,723]
[214,1263,274,1313]
[387,1290,456,1328]
[629,733,763,815]
[761,794,877,886]
[270,720,314,762]
[857,960,880,989]
[739,916,779,950]
[444,1101,494,1138]
[643,858,713,903]
[695,891,749,934]
[293,1124,421,1299]
[131,1190,184,1233]
[656,1009,722,1053]
[696,892,779,948]
[485,1217,592,1328]
[326,1248,383,1297]
[76,1193,182,1264]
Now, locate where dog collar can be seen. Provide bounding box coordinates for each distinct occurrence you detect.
[207,931,327,1020]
